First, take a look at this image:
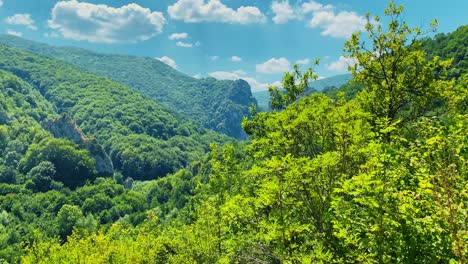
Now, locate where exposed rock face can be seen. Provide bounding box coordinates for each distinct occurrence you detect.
[42,115,114,176]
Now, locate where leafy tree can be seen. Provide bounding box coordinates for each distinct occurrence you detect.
[0,125,7,151]
[346,1,452,126]
[56,204,83,239]
[0,166,16,184]
[269,63,318,111]
[20,138,96,188]
[26,161,55,192]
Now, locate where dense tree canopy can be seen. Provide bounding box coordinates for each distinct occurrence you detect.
[0,2,467,263]
[0,46,232,181]
[0,36,257,139]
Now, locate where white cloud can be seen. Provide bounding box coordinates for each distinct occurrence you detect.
[268,1,365,38]
[208,70,280,92]
[271,1,294,24]
[245,78,284,92]
[302,1,333,14]
[208,71,241,80]
[309,10,366,38]
[327,56,357,72]
[210,55,219,61]
[0,1,3,7]
[169,32,188,40]
[176,41,193,48]
[43,32,59,38]
[256,57,291,74]
[48,2,166,43]
[6,30,22,37]
[231,56,242,62]
[270,1,333,25]
[5,14,37,30]
[295,58,310,65]
[193,73,202,79]
[233,69,246,76]
[156,56,177,69]
[168,0,266,24]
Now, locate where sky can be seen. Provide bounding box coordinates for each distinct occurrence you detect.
[0,0,466,92]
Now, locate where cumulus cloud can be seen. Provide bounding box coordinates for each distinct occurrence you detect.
[231,56,242,62]
[156,56,177,69]
[309,10,366,38]
[208,71,241,80]
[295,58,310,65]
[176,41,193,48]
[302,1,333,14]
[48,1,166,43]
[271,1,294,24]
[327,56,357,72]
[6,30,22,37]
[210,56,219,61]
[270,1,333,24]
[169,32,188,40]
[208,70,280,92]
[168,0,266,24]
[5,14,37,30]
[269,1,365,38]
[256,57,291,74]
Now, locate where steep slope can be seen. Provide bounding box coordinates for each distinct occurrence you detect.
[0,35,257,139]
[0,44,229,181]
[0,70,101,189]
[421,25,467,79]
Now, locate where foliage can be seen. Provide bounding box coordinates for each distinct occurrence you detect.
[0,36,257,139]
[421,25,468,79]
[1,2,468,263]
[0,45,231,181]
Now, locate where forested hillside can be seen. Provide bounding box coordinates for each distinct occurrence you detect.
[0,2,467,263]
[0,44,229,181]
[0,36,256,139]
[422,25,467,79]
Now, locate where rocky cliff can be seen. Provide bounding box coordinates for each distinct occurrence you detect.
[42,115,114,176]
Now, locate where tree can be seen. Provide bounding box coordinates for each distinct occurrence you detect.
[56,204,83,239]
[346,1,452,128]
[330,2,467,262]
[20,138,96,188]
[0,125,7,151]
[269,63,319,111]
[26,161,56,192]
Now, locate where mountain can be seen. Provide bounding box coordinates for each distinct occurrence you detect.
[0,44,229,182]
[0,35,256,139]
[253,74,352,111]
[421,25,467,79]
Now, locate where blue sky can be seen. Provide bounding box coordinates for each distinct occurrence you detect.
[0,0,466,92]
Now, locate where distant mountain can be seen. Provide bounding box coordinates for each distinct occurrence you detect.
[0,35,256,139]
[253,74,352,111]
[0,44,230,182]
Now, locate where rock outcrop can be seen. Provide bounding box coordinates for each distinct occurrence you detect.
[42,115,114,176]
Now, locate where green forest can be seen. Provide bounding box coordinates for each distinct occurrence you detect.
[0,35,257,139]
[0,2,467,263]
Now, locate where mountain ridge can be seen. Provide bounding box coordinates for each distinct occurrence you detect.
[0,35,256,139]
[0,43,230,182]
